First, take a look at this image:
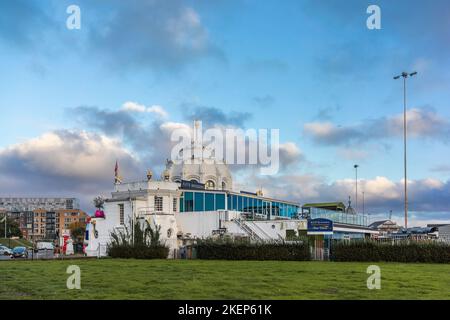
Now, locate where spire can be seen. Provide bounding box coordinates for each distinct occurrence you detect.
[114,160,122,184]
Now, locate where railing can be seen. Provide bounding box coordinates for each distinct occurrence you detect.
[246,221,273,240]
[115,181,148,192]
[234,219,261,241]
[308,208,368,226]
[137,207,173,216]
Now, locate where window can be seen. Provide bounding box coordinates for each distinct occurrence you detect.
[118,204,124,225]
[155,197,163,212]
[222,181,226,190]
[238,196,243,211]
[205,193,214,211]
[194,192,204,211]
[205,180,215,190]
[173,198,177,212]
[184,192,193,212]
[232,195,238,210]
[215,194,225,210]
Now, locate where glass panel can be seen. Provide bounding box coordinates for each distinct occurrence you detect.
[243,196,249,212]
[180,197,184,212]
[227,195,232,210]
[238,196,243,211]
[232,195,238,210]
[194,192,204,211]
[184,192,193,212]
[216,194,225,210]
[205,193,214,211]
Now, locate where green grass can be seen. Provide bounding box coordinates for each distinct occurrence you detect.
[0,238,32,248]
[0,259,449,300]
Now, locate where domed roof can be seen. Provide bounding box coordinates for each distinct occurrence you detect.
[163,122,233,190]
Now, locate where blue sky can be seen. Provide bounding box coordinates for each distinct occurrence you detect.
[0,0,449,225]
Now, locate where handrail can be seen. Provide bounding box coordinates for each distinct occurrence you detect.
[234,219,261,240]
[246,221,272,240]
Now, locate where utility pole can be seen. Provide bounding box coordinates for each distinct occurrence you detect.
[393,71,417,228]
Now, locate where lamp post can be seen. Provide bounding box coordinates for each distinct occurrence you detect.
[354,164,359,213]
[393,71,417,229]
[362,191,365,215]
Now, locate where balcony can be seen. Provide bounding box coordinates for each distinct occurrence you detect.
[306,207,368,226]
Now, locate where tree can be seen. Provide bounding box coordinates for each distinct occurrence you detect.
[69,221,86,243]
[0,216,22,238]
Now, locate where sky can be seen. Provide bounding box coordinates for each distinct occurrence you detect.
[0,0,450,226]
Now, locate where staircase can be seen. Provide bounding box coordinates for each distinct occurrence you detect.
[234,219,262,241]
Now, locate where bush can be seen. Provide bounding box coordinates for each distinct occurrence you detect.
[108,244,169,259]
[108,220,169,259]
[331,241,450,263]
[195,238,310,261]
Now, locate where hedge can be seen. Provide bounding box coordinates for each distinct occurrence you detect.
[195,239,310,261]
[331,241,450,263]
[108,244,169,259]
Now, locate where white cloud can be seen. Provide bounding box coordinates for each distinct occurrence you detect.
[122,101,168,118]
[303,107,450,146]
[243,172,450,220]
[0,130,142,207]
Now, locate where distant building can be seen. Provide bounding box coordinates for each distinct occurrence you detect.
[302,202,346,212]
[0,197,87,241]
[369,220,401,235]
[431,224,450,242]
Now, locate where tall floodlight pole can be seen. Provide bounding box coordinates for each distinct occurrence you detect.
[362,191,365,215]
[354,164,359,213]
[393,71,417,229]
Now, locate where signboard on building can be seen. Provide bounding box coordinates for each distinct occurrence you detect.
[307,218,333,235]
[181,180,205,190]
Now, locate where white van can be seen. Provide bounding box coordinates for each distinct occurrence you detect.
[36,242,54,251]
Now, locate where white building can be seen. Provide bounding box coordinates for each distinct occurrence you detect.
[84,121,376,258]
[84,123,305,257]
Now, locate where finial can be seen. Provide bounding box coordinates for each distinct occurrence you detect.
[147,169,153,181]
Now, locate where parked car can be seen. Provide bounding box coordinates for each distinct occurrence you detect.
[0,245,13,256]
[12,246,28,258]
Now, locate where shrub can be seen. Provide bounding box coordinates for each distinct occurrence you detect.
[331,240,450,263]
[195,237,310,261]
[108,220,169,259]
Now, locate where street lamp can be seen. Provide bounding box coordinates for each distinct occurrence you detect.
[354,164,359,213]
[393,71,417,229]
[362,191,365,216]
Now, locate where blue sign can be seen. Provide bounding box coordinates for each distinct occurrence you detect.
[307,218,333,234]
[181,180,205,190]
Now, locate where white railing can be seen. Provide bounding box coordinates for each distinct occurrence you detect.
[234,219,261,241]
[137,207,173,216]
[246,221,273,240]
[115,181,148,192]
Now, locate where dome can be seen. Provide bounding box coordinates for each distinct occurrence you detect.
[165,158,233,191]
[164,122,233,190]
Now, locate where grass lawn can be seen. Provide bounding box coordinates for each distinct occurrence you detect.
[0,259,449,300]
